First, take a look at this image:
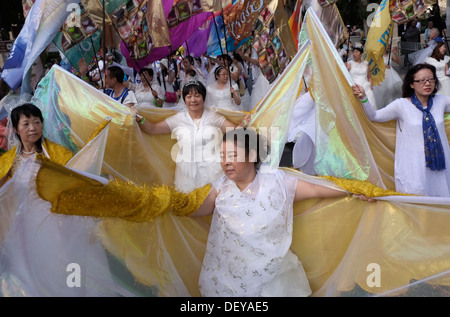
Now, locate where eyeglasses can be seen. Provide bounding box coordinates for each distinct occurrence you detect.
[413,78,436,85]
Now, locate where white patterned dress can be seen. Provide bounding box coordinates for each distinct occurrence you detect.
[198,165,312,297]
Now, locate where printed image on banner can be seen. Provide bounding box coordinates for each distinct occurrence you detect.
[166,0,205,28]
[110,0,152,60]
[390,0,428,24]
[248,2,291,84]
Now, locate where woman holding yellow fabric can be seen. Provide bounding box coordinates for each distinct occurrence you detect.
[191,128,374,297]
[0,103,74,188]
[134,79,244,193]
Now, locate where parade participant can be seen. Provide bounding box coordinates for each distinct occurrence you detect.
[205,66,241,111]
[0,103,74,188]
[424,39,450,96]
[353,63,450,197]
[134,79,246,193]
[192,127,372,297]
[104,66,137,108]
[124,67,164,108]
[346,46,378,109]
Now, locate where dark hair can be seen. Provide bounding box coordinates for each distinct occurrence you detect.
[214,66,227,80]
[107,66,124,83]
[11,103,44,152]
[183,56,194,65]
[222,127,265,168]
[186,69,197,77]
[139,67,154,77]
[219,54,232,66]
[182,80,207,102]
[402,63,440,98]
[430,42,445,61]
[352,47,364,54]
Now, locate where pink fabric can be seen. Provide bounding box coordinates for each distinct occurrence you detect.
[0,117,8,151]
[121,9,211,70]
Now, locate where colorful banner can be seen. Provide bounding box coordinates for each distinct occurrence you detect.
[364,0,393,86]
[2,0,82,93]
[288,0,303,49]
[222,0,268,44]
[390,0,430,24]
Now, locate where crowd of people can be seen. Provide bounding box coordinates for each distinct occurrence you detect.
[1,14,450,298]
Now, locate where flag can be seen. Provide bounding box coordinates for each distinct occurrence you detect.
[1,0,82,93]
[288,0,303,49]
[364,0,393,86]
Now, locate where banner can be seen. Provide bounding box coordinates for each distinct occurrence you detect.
[2,0,81,92]
[364,0,393,86]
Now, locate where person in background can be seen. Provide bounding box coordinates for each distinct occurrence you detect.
[104,66,137,108]
[124,67,164,108]
[205,66,241,111]
[346,46,377,109]
[424,20,435,46]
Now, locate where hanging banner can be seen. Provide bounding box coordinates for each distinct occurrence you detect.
[364,0,393,86]
[389,0,432,24]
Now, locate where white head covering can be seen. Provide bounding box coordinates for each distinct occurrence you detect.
[160,58,169,69]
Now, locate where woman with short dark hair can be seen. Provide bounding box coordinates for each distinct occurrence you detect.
[134,80,246,193]
[0,103,74,187]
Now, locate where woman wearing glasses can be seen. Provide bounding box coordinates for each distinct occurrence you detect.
[352,63,450,197]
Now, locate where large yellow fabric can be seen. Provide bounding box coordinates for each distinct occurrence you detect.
[36,155,211,221]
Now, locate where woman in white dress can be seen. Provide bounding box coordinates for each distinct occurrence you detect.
[124,68,164,109]
[158,58,179,109]
[424,40,450,96]
[192,128,370,297]
[373,44,403,108]
[353,63,450,197]
[134,79,243,193]
[205,66,241,111]
[346,46,378,109]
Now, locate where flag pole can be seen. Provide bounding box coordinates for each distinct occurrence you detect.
[102,0,106,92]
[218,5,233,97]
[89,37,104,89]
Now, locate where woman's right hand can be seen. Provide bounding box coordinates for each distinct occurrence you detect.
[352,84,366,100]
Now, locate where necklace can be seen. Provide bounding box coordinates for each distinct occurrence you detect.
[22,149,36,155]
